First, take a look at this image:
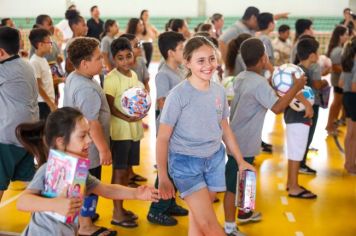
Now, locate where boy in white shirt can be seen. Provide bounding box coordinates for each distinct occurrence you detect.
[29,28,56,119]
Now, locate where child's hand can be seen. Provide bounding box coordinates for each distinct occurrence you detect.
[292,73,307,91]
[54,196,82,217]
[134,185,160,202]
[49,102,57,112]
[127,114,147,122]
[99,149,112,166]
[238,161,256,173]
[304,104,314,118]
[158,178,175,200]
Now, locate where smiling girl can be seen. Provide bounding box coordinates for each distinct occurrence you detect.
[156,36,255,236]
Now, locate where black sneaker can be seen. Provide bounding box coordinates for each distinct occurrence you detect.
[147,212,178,226]
[299,165,317,175]
[237,211,262,223]
[261,141,272,148]
[261,141,273,153]
[167,204,189,216]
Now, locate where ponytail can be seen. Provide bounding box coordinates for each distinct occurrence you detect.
[15,107,84,167]
[16,121,48,166]
[225,33,252,76]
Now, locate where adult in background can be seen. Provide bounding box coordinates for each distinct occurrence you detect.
[0,18,15,27]
[272,24,293,66]
[341,8,355,36]
[211,13,224,39]
[87,5,104,40]
[219,6,260,63]
[140,10,159,67]
[219,6,289,63]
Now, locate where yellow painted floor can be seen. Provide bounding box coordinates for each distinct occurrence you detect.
[1,64,356,236]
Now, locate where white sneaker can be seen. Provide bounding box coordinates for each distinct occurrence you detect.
[226,227,246,236]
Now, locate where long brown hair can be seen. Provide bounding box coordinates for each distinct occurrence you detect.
[326,25,348,57]
[225,33,252,75]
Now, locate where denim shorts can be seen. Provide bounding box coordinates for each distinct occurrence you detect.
[168,145,226,198]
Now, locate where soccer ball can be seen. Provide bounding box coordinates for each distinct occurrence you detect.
[119,87,151,118]
[289,86,315,112]
[222,76,237,101]
[271,63,304,96]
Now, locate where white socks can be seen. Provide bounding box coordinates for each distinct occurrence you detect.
[224,221,237,233]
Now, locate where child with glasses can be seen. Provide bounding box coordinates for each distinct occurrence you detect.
[29,28,57,120]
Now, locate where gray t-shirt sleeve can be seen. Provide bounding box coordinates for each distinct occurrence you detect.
[155,72,171,99]
[27,164,46,191]
[219,27,237,44]
[311,63,322,81]
[159,92,181,127]
[86,174,100,193]
[255,82,279,109]
[74,88,102,120]
[353,72,356,83]
[100,37,111,53]
[330,47,342,65]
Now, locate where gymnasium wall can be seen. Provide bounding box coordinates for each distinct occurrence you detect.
[0,0,350,18]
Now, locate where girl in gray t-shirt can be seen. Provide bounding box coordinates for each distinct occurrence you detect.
[325,25,348,134]
[339,38,356,174]
[16,107,159,236]
[156,36,255,236]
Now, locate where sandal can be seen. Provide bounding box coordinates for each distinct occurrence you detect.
[111,219,138,228]
[125,210,138,220]
[289,189,317,199]
[130,174,147,182]
[79,227,117,236]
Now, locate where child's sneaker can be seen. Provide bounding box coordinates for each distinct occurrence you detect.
[226,227,246,236]
[237,211,262,223]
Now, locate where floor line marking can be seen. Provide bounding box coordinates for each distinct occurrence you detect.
[278,183,285,191]
[286,212,296,222]
[281,196,288,205]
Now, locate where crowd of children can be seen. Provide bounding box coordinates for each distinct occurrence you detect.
[0,3,356,236]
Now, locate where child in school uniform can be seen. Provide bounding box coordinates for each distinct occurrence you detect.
[103,37,145,228]
[339,37,356,174]
[157,36,256,236]
[63,37,112,235]
[29,28,57,120]
[147,31,189,226]
[285,38,320,199]
[0,27,39,202]
[224,38,306,235]
[16,107,159,236]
